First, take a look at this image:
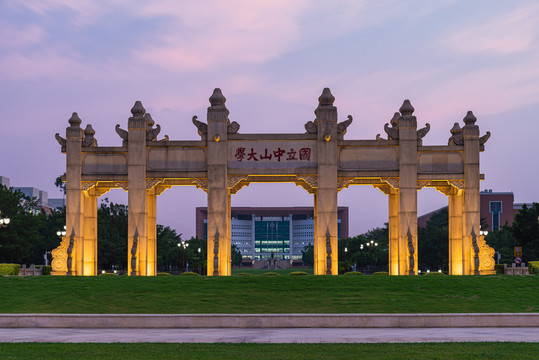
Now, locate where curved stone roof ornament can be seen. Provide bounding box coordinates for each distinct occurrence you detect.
[378,112,400,140]
[227,119,240,134]
[115,124,128,141]
[192,115,207,136]
[337,115,353,135]
[417,123,430,140]
[55,133,66,146]
[144,113,163,141]
[479,131,491,145]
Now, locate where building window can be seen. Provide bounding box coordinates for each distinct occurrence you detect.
[490,201,502,230]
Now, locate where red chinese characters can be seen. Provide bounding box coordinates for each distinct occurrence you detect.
[234,147,312,162]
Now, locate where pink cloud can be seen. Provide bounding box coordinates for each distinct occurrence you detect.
[444,3,539,54]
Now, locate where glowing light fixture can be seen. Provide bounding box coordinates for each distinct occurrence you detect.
[0,211,10,228]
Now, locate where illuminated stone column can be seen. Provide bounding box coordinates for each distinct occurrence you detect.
[144,188,157,276]
[65,113,84,275]
[127,101,148,276]
[314,88,338,275]
[82,187,98,275]
[206,89,231,276]
[388,187,400,275]
[448,186,464,275]
[397,100,418,275]
[462,111,481,275]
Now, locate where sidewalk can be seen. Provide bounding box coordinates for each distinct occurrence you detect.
[1,327,538,343]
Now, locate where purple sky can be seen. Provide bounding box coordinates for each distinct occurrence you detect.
[1,1,538,238]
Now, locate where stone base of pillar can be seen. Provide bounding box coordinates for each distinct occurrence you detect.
[51,271,67,276]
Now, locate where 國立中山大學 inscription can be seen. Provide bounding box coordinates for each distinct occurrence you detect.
[228,141,317,169]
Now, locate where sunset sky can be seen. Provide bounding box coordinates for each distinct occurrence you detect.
[1,0,538,238]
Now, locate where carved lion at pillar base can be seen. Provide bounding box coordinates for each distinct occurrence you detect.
[51,236,68,274]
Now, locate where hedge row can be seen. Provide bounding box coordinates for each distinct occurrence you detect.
[0,264,21,275]
[528,261,539,274]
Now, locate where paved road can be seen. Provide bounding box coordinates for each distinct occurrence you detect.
[1,327,538,343]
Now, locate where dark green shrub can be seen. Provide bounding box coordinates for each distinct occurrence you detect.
[179,272,200,276]
[494,264,505,275]
[528,261,539,274]
[262,272,280,276]
[343,271,364,276]
[236,273,252,276]
[157,272,171,276]
[289,271,308,276]
[0,264,21,275]
[424,271,446,275]
[371,271,389,276]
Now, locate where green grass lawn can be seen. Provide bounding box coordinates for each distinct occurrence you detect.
[1,343,538,360]
[0,275,537,314]
[231,267,313,275]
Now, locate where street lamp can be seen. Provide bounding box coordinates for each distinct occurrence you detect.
[177,240,189,273]
[366,241,378,269]
[56,225,66,237]
[479,230,488,236]
[0,211,10,228]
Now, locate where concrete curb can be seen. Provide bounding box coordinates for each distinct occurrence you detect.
[1,313,538,328]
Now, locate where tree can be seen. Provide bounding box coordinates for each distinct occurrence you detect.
[156,225,183,271]
[512,203,539,261]
[418,207,449,271]
[54,174,66,195]
[485,225,516,264]
[97,200,128,270]
[301,244,313,266]
[231,244,242,266]
[0,185,44,264]
[184,237,206,274]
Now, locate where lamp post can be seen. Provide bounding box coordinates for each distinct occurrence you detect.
[177,240,189,273]
[0,211,10,228]
[366,240,378,268]
[56,225,66,238]
[197,247,202,274]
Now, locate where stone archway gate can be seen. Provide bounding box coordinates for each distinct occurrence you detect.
[52,88,495,276]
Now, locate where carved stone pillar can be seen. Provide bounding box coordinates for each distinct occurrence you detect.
[65,113,84,275]
[82,187,98,275]
[448,186,464,275]
[144,188,157,276]
[314,88,338,275]
[207,89,230,276]
[388,187,400,275]
[127,101,148,276]
[397,100,418,275]
[462,111,480,275]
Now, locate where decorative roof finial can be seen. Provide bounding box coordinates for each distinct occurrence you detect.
[144,113,155,127]
[318,88,335,106]
[68,112,82,127]
[131,101,146,117]
[84,124,95,137]
[400,100,414,116]
[83,124,98,147]
[450,122,462,135]
[209,88,226,106]
[463,111,477,126]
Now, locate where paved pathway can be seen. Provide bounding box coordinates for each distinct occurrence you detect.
[1,327,538,343]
